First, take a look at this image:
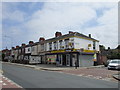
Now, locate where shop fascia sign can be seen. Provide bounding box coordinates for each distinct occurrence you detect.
[51,49,74,53]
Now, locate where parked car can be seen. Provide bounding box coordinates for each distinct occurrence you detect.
[108,60,120,70]
[103,60,111,67]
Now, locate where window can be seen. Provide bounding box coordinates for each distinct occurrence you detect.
[54,41,57,50]
[93,41,96,50]
[49,43,52,51]
[28,48,30,52]
[65,38,69,49]
[41,44,44,51]
[59,40,63,49]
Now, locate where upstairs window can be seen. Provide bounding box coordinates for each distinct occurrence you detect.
[59,40,63,49]
[65,38,69,49]
[93,41,96,50]
[28,48,30,52]
[54,41,57,50]
[41,44,44,51]
[49,43,52,51]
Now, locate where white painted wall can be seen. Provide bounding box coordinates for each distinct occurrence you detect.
[74,37,99,51]
[95,42,99,51]
[31,45,38,55]
[29,56,41,64]
[25,47,32,54]
[44,37,99,51]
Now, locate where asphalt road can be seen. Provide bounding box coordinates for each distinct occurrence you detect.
[2,63,118,88]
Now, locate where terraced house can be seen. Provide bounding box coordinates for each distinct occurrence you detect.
[44,31,99,67]
[3,31,99,67]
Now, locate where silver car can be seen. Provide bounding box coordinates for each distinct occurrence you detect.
[108,60,120,70]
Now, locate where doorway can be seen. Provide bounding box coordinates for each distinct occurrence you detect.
[66,54,70,66]
[58,54,62,66]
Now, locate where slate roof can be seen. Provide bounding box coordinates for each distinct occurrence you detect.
[45,32,99,42]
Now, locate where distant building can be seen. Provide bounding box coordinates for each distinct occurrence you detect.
[6,31,99,67]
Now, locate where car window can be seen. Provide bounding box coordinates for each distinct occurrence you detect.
[111,61,120,64]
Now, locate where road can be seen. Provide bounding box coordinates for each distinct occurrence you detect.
[2,63,118,88]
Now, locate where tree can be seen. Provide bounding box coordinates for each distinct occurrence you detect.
[108,47,110,50]
[116,45,120,49]
[99,45,105,51]
[2,53,5,61]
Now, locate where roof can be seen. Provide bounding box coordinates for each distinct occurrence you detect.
[45,32,99,43]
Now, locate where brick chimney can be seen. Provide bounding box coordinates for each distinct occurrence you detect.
[29,41,34,45]
[39,37,45,42]
[16,46,19,49]
[55,32,62,37]
[69,31,74,34]
[21,43,26,47]
[89,34,91,38]
[12,47,15,49]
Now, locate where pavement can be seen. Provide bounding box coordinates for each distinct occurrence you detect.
[2,62,105,71]
[60,67,119,82]
[113,73,120,81]
[0,69,22,89]
[1,62,119,82]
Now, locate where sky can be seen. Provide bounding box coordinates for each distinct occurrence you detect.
[1,1,119,50]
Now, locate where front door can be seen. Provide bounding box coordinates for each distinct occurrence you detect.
[66,54,70,66]
[72,54,77,66]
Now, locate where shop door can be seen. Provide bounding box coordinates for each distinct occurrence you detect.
[66,54,70,66]
[72,54,77,66]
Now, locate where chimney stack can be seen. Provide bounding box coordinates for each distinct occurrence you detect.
[55,32,62,37]
[39,37,45,42]
[69,31,74,34]
[29,41,34,45]
[16,46,19,49]
[21,43,26,47]
[12,47,15,49]
[89,34,91,38]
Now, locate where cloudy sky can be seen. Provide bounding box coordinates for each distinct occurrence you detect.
[2,1,118,49]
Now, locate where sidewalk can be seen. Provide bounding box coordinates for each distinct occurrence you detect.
[2,62,105,71]
[0,69,22,89]
[60,67,118,82]
[113,73,120,81]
